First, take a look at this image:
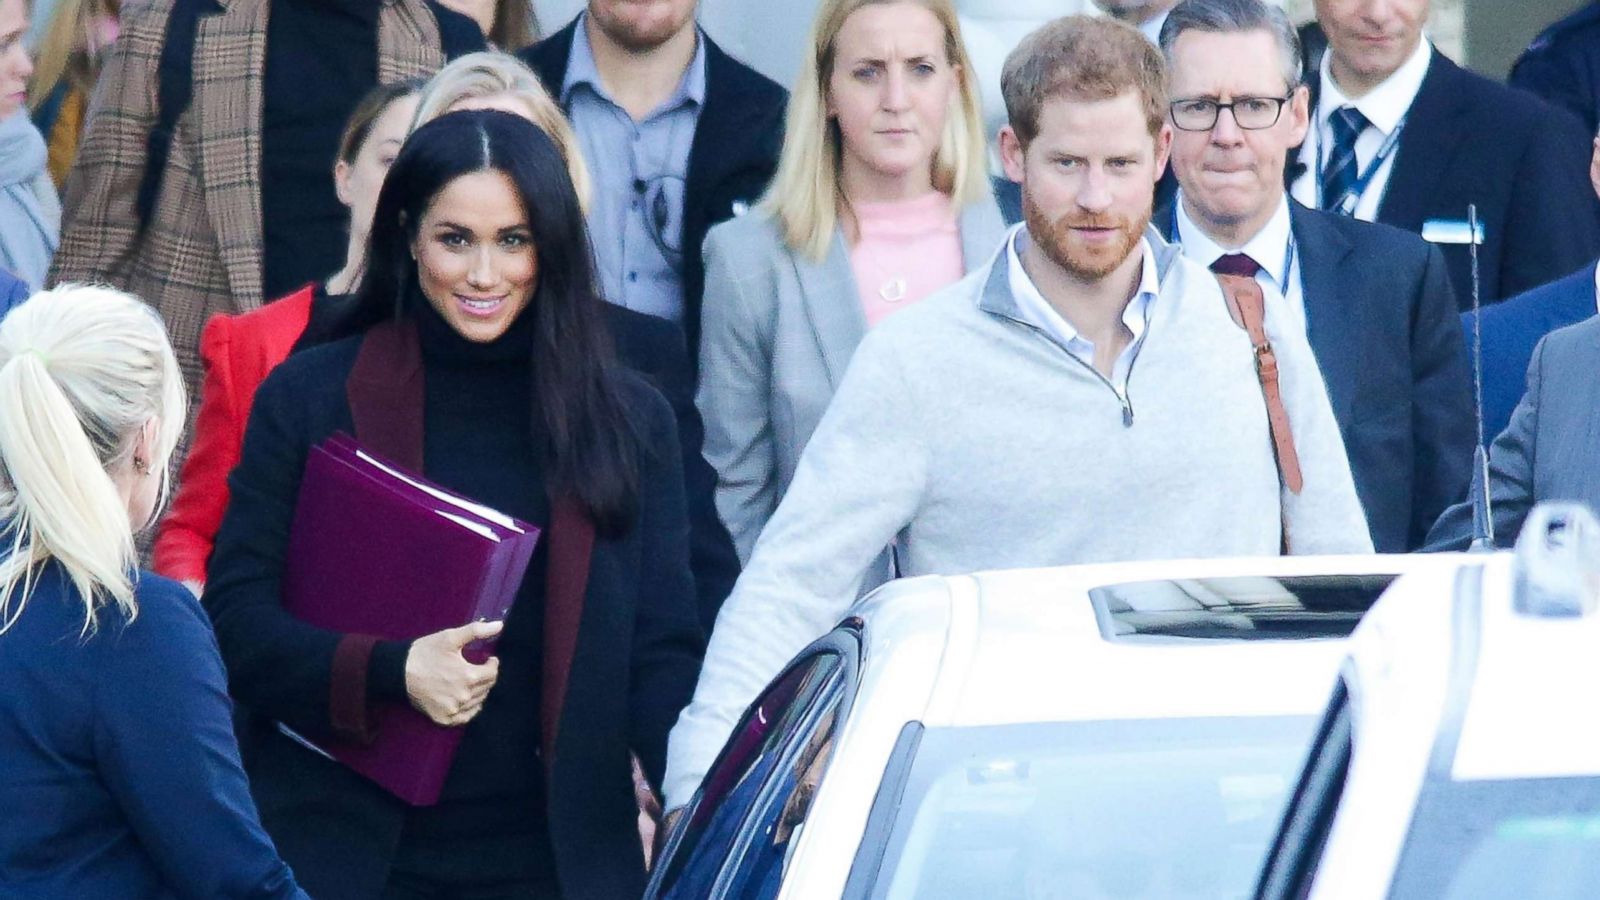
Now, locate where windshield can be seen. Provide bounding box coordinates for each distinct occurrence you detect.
[858,716,1316,900]
[1389,776,1600,899]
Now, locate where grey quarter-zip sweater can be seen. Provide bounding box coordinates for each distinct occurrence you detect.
[663,227,1372,809]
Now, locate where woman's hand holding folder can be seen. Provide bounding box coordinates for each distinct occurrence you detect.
[404,620,504,727]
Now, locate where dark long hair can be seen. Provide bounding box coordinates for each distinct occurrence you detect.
[343,110,639,534]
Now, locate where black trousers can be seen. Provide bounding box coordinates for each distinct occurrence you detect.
[380,804,560,900]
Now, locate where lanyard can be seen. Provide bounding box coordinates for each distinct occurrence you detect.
[1316,112,1407,216]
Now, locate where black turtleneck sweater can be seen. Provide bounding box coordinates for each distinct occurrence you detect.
[383,300,558,881]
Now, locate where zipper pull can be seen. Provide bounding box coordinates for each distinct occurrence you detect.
[1121,399,1134,428]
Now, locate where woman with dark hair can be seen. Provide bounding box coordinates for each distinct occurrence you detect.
[202,109,705,900]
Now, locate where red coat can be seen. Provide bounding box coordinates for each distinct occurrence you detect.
[152,285,316,585]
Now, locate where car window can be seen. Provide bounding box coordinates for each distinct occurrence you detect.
[1089,574,1397,642]
[852,716,1317,900]
[715,703,843,897]
[652,649,847,899]
[1255,678,1353,900]
[1389,776,1600,900]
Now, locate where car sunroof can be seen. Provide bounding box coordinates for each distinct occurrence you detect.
[1089,574,1399,642]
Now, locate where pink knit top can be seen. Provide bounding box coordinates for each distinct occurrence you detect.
[849,192,964,328]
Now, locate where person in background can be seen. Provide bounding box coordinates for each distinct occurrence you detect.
[1092,0,1178,42]
[24,0,117,188]
[0,284,308,900]
[1289,0,1600,309]
[48,0,483,398]
[439,0,537,50]
[519,0,787,360]
[1155,0,1471,552]
[1464,129,1600,444]
[410,50,739,630]
[1427,312,1600,551]
[151,78,426,594]
[664,15,1369,817]
[697,0,1005,570]
[0,0,58,291]
[1510,1,1600,136]
[203,111,704,900]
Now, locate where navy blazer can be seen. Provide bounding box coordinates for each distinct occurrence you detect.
[1511,2,1600,135]
[1428,314,1600,549]
[1297,50,1600,309]
[1463,262,1596,443]
[520,20,787,360]
[0,563,306,899]
[1160,201,1475,551]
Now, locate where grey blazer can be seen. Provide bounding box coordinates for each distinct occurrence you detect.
[697,200,1008,564]
[1427,315,1600,550]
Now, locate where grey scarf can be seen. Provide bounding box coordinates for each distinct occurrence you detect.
[0,112,61,291]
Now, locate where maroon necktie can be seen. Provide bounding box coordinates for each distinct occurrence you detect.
[1210,253,1262,278]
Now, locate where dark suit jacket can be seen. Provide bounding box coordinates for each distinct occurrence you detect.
[1160,200,1475,551]
[1428,315,1600,549]
[203,323,705,900]
[1510,1,1600,135]
[1297,50,1600,309]
[1462,262,1596,443]
[520,20,787,359]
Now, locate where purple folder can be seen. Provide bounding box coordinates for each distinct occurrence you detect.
[279,433,540,806]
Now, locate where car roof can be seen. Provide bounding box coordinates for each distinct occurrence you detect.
[1348,552,1600,783]
[850,554,1470,731]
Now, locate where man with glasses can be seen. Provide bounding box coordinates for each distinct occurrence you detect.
[1287,0,1599,309]
[1156,0,1472,552]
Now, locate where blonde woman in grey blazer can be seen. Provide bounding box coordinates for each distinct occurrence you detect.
[696,0,1008,574]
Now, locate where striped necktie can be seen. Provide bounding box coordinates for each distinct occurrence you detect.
[1320,105,1371,214]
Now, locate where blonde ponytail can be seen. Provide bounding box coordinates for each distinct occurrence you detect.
[0,285,187,635]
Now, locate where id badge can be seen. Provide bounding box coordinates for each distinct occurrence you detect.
[1422,218,1486,246]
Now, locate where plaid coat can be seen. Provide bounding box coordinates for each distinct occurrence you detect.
[49,0,451,394]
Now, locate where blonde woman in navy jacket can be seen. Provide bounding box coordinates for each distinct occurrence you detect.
[0,285,306,899]
[696,0,1006,577]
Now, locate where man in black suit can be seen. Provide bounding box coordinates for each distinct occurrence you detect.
[1159,0,1473,552]
[520,0,781,624]
[1288,0,1600,309]
[519,0,786,359]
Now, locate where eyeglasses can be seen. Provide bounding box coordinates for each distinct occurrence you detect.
[1169,96,1292,132]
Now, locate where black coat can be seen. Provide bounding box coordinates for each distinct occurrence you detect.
[603,304,739,627]
[1295,50,1600,308]
[520,19,788,359]
[203,320,705,900]
[1158,201,1475,552]
[1510,1,1600,135]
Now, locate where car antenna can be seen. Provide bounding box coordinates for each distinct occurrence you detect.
[1466,203,1495,551]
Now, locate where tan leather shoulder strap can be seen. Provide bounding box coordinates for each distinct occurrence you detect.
[1215,273,1304,496]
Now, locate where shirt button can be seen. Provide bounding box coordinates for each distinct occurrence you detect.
[629,272,639,283]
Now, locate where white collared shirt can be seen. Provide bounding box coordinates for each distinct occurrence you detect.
[1004,224,1160,394]
[1291,37,1433,221]
[1174,193,1306,333]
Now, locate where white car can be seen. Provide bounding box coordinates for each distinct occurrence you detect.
[1255,503,1600,900]
[646,553,1466,900]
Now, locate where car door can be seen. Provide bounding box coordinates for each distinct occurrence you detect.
[648,625,862,900]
